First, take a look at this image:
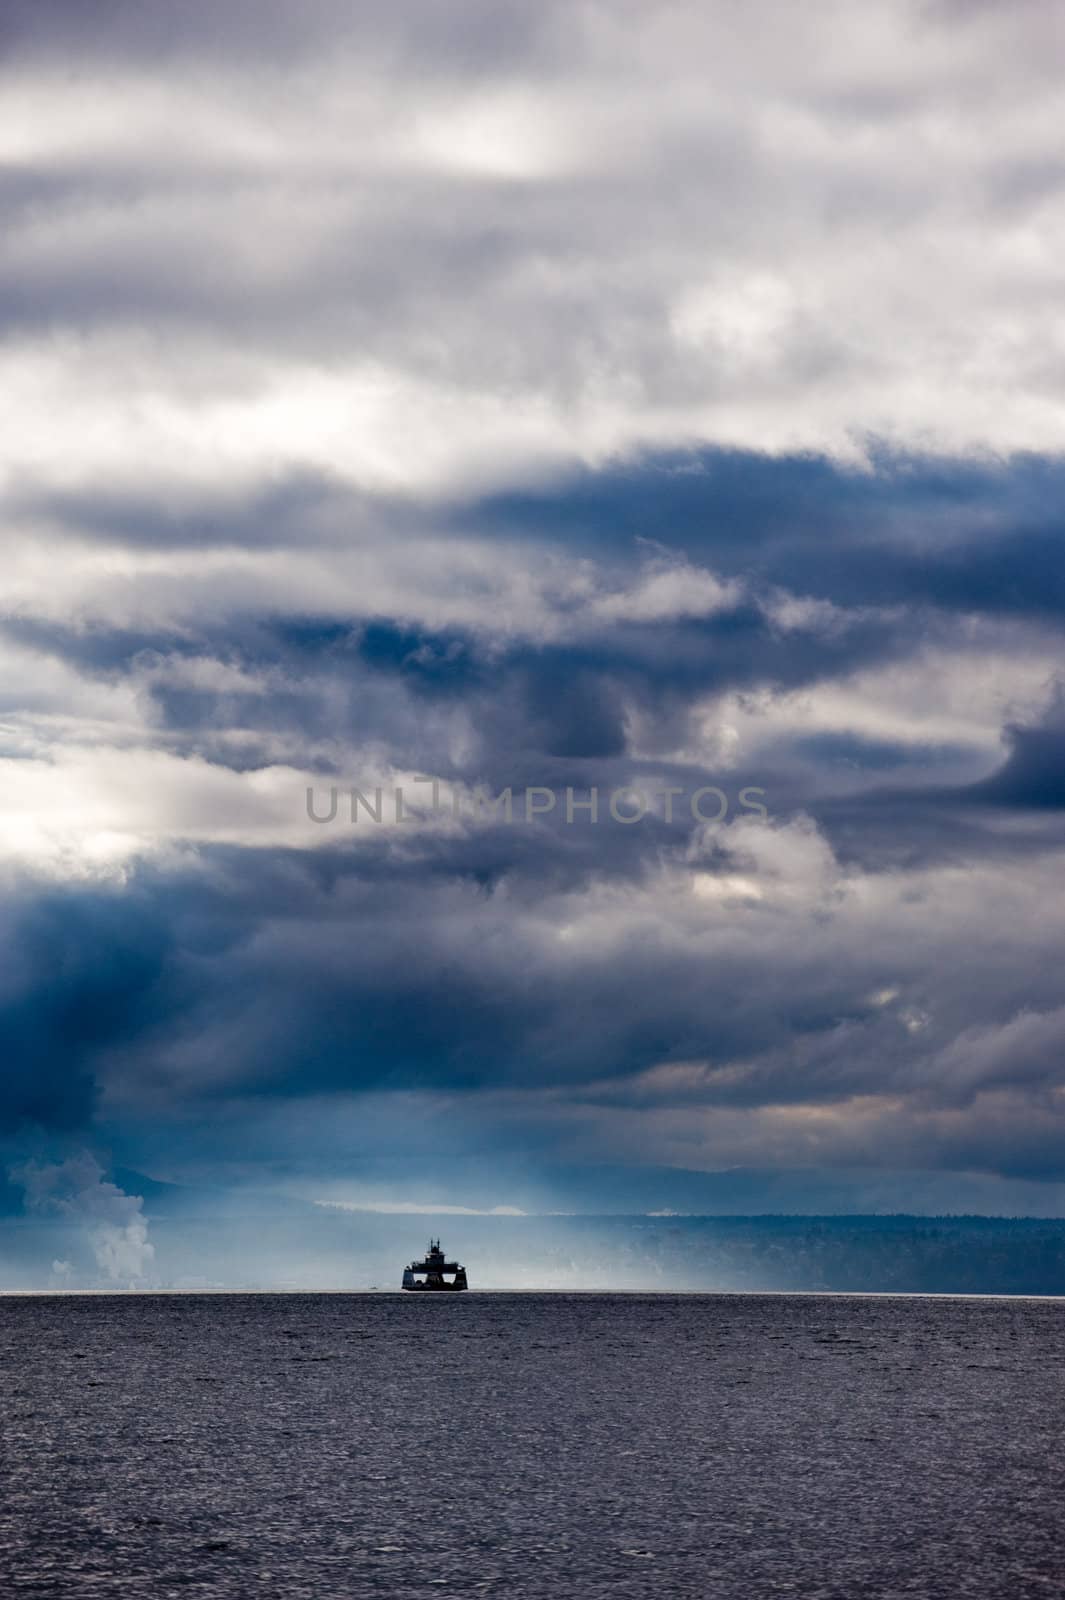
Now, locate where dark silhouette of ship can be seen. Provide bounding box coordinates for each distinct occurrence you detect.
[401,1239,468,1291]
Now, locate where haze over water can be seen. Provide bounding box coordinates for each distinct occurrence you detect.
[3,1293,1063,1599]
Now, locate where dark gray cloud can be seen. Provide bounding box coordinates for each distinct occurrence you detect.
[3,448,1065,1195]
[0,880,182,1134]
[0,0,552,73]
[969,691,1065,809]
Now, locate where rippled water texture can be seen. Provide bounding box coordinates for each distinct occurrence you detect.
[2,1293,1063,1598]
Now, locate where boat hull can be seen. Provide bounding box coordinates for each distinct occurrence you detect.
[402,1264,468,1291]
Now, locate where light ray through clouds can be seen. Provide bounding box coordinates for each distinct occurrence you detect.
[3,0,1065,1279]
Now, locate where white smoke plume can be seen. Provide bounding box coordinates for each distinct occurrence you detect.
[11,1153,155,1286]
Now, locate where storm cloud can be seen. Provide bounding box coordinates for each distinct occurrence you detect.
[2,0,1065,1231]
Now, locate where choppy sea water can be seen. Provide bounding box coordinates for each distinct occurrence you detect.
[2,1293,1063,1599]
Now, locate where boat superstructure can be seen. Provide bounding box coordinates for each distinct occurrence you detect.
[401,1239,468,1291]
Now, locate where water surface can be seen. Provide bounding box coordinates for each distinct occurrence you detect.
[2,1293,1063,1597]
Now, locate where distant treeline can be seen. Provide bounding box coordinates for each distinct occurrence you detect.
[523,1215,1065,1296]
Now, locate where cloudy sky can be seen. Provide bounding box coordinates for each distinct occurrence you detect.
[3,0,1065,1273]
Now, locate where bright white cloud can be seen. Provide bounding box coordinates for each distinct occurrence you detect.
[2,0,1065,509]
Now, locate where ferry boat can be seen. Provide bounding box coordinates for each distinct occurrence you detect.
[401,1239,468,1291]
